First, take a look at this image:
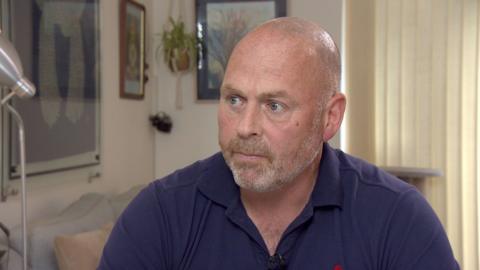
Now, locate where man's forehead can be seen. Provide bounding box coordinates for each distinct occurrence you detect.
[229,35,311,70]
[222,18,338,101]
[237,29,304,53]
[224,43,322,95]
[229,18,339,74]
[228,30,322,77]
[235,18,335,54]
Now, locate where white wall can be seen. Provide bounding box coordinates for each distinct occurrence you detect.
[0,0,155,228]
[153,0,344,178]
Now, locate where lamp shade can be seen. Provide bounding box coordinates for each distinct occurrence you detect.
[0,33,35,98]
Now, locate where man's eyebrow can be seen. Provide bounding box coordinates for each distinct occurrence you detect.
[258,90,290,100]
[220,84,242,94]
[259,90,299,107]
[220,86,296,103]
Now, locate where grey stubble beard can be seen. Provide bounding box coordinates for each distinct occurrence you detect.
[224,116,322,193]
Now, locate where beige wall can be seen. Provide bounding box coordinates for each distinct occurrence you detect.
[0,0,155,228]
[343,0,375,162]
[153,0,344,178]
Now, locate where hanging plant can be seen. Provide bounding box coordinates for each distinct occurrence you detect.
[161,17,197,73]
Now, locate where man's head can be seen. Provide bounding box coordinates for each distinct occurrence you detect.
[218,17,346,193]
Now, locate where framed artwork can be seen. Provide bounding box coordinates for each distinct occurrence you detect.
[119,0,146,99]
[195,0,286,100]
[3,0,101,179]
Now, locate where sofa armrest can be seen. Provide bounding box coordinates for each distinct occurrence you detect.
[0,242,23,270]
[10,193,115,270]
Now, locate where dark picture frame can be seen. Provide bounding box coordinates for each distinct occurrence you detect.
[119,0,146,99]
[195,0,286,100]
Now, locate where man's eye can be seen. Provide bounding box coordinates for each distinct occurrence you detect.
[228,95,242,106]
[268,102,285,113]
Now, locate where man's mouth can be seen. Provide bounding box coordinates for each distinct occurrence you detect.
[232,151,268,162]
[233,151,267,160]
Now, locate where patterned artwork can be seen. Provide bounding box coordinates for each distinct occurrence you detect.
[8,0,100,177]
[125,3,141,92]
[120,0,145,98]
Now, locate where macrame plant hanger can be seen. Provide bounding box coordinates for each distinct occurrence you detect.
[165,0,187,110]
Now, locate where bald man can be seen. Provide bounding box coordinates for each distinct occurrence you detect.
[99,17,458,270]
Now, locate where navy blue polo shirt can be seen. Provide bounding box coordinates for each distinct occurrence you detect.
[99,144,459,270]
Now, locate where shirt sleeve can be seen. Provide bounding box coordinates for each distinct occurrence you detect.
[381,189,460,270]
[98,183,172,270]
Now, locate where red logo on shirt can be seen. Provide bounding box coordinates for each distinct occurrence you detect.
[333,264,342,270]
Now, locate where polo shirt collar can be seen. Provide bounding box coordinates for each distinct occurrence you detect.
[310,143,343,208]
[197,143,343,209]
[197,153,240,207]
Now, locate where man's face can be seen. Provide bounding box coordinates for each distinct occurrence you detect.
[218,35,326,193]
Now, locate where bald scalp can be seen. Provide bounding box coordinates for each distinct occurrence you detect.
[231,17,341,105]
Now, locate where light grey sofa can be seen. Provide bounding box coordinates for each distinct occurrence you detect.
[0,185,144,270]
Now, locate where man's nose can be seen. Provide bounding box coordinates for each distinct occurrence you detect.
[236,104,262,138]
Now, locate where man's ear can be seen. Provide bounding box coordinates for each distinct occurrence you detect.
[322,92,346,142]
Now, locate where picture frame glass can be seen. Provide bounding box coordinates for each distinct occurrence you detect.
[123,1,145,96]
[206,2,274,89]
[6,0,101,178]
[120,0,145,99]
[196,0,286,100]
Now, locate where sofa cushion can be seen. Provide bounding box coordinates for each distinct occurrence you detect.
[10,193,115,270]
[54,222,113,270]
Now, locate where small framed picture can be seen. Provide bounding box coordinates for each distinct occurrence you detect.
[119,0,146,99]
[195,0,286,100]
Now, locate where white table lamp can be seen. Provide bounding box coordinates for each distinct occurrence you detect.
[0,31,36,270]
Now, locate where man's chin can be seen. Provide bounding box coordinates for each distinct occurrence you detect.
[228,155,269,170]
[231,170,281,193]
[231,167,262,180]
[236,179,281,193]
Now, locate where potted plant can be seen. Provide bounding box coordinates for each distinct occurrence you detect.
[161,17,197,72]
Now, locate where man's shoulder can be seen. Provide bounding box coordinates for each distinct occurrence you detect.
[335,149,413,195]
[333,150,448,251]
[328,149,457,269]
[333,149,424,220]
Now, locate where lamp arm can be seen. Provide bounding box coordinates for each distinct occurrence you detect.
[4,103,28,270]
[1,91,16,105]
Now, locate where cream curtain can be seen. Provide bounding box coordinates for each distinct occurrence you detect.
[374,0,479,269]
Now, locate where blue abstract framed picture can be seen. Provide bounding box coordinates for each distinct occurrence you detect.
[195,0,286,100]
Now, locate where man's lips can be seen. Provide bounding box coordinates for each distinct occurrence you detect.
[232,152,268,162]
